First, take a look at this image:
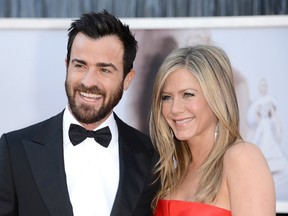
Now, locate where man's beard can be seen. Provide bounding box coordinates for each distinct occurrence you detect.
[65,81,123,124]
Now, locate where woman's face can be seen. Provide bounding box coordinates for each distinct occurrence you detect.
[161,69,218,145]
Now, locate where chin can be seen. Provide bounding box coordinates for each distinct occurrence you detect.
[175,133,193,141]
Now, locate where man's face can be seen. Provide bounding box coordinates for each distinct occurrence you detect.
[65,33,134,129]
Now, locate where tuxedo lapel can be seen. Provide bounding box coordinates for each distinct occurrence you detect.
[23,112,73,216]
[110,114,154,216]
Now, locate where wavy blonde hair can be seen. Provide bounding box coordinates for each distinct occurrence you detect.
[149,44,242,209]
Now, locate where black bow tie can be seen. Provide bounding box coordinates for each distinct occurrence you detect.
[68,124,112,148]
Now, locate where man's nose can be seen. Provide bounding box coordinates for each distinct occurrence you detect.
[81,68,100,87]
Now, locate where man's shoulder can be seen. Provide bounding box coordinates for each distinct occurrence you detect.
[113,113,153,150]
[114,113,149,137]
[3,111,64,139]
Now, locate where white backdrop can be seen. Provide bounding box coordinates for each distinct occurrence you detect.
[1,16,288,212]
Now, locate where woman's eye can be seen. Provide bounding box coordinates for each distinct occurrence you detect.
[184,92,195,98]
[161,95,172,101]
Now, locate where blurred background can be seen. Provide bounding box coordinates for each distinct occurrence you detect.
[0,1,287,215]
[0,0,287,18]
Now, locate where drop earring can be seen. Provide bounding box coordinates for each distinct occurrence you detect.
[170,129,174,138]
[214,124,219,140]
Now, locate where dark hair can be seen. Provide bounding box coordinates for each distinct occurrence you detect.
[66,10,138,77]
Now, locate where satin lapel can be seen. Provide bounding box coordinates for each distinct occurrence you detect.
[110,115,153,216]
[23,112,73,216]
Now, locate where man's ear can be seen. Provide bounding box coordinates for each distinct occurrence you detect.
[65,58,68,69]
[123,69,136,90]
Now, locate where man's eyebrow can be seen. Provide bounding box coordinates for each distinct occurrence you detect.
[71,59,118,71]
[71,58,87,65]
[96,62,118,71]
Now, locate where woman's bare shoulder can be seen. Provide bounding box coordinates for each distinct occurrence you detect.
[222,139,271,179]
[222,142,275,215]
[224,140,265,164]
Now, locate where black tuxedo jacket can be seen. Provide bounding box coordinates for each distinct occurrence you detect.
[0,111,159,216]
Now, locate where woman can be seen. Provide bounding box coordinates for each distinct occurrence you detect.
[149,45,275,215]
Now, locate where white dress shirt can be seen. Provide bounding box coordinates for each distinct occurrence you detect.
[63,107,119,216]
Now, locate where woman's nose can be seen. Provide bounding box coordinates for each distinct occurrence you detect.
[170,98,185,114]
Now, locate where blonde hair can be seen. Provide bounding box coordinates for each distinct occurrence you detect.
[149,44,242,208]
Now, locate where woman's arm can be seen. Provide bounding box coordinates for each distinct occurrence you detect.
[224,141,275,216]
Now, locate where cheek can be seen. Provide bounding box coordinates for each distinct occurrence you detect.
[65,72,72,83]
[161,104,172,123]
[107,80,121,91]
[66,69,82,85]
[189,103,203,113]
[161,103,168,116]
[191,98,208,112]
[66,68,74,80]
[65,75,75,91]
[198,103,217,125]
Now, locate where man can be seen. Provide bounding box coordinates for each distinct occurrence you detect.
[0,11,159,216]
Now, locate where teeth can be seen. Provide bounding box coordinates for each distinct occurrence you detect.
[80,92,101,99]
[175,118,193,124]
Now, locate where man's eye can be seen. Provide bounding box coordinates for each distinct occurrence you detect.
[75,64,84,68]
[101,68,111,73]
